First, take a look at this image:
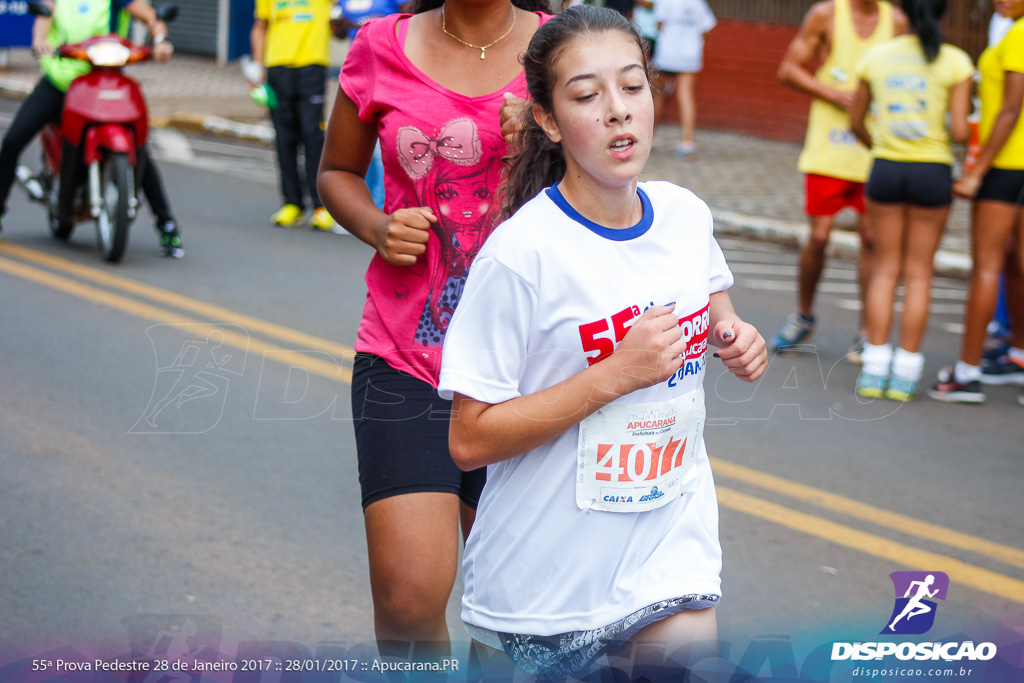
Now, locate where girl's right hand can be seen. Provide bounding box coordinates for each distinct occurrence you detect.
[607,304,685,395]
[953,172,982,199]
[374,207,436,266]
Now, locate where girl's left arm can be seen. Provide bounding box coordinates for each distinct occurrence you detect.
[849,80,873,149]
[955,70,1024,198]
[708,290,767,382]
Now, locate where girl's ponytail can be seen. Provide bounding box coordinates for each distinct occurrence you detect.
[501,113,566,220]
[903,0,946,63]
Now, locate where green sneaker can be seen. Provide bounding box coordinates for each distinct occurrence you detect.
[856,371,887,398]
[271,203,304,227]
[770,312,815,354]
[158,220,184,258]
[884,376,918,401]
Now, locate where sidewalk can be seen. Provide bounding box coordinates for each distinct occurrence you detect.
[0,48,972,277]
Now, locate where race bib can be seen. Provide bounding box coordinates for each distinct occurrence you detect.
[576,390,705,513]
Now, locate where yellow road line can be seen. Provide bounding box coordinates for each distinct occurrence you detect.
[712,457,1024,571]
[717,486,1024,604]
[0,255,351,383]
[0,241,356,363]
[4,245,1022,604]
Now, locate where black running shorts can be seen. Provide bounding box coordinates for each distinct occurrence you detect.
[976,167,1024,205]
[351,352,486,510]
[866,159,952,207]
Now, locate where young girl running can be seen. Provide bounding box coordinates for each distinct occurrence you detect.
[437,6,766,679]
[849,0,973,400]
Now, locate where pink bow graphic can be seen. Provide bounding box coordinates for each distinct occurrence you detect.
[396,118,482,180]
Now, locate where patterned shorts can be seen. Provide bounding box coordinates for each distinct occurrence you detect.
[467,594,720,682]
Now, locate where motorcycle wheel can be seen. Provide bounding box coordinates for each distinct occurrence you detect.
[44,158,73,241]
[95,152,132,263]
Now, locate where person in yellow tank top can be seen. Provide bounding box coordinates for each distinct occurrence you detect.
[929,0,1024,404]
[250,0,335,230]
[849,0,973,402]
[770,0,907,362]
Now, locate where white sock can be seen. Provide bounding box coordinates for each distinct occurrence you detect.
[861,343,893,376]
[954,360,982,383]
[891,348,925,381]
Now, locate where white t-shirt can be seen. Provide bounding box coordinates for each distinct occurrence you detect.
[653,0,716,73]
[438,181,733,636]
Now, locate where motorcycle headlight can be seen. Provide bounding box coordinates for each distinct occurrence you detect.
[86,42,132,67]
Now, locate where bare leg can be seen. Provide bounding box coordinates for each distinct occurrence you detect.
[676,72,697,148]
[899,204,950,352]
[364,492,463,655]
[863,201,906,346]
[960,200,1020,365]
[856,208,876,332]
[1006,229,1024,349]
[633,606,718,645]
[798,214,835,316]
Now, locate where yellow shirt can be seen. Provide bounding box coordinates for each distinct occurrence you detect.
[855,36,974,164]
[256,0,332,68]
[797,0,895,182]
[978,18,1024,170]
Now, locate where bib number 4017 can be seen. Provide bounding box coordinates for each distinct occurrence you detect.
[595,436,687,483]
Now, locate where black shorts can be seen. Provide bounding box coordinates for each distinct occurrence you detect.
[976,167,1024,205]
[866,159,952,207]
[351,352,486,510]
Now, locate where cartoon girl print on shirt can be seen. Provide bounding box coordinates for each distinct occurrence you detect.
[394,117,505,346]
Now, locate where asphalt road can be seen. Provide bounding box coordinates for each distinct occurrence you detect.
[0,100,1021,680]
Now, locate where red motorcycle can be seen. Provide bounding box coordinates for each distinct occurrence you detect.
[17,3,177,262]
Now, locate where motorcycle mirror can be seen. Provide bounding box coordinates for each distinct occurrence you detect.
[155,3,179,22]
[28,1,52,17]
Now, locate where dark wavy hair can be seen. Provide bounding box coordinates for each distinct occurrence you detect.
[903,0,946,62]
[412,0,552,14]
[500,5,653,219]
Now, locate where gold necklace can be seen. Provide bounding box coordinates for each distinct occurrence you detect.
[441,5,516,60]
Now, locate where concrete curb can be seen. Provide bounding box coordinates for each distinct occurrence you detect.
[0,78,32,99]
[713,209,972,281]
[160,112,275,145]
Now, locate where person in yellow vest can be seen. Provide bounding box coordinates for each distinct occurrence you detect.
[249,0,335,231]
[770,0,906,360]
[0,0,183,257]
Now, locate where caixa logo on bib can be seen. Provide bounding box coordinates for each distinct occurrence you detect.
[831,571,998,663]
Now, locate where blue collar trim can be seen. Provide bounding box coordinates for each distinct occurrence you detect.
[545,184,653,241]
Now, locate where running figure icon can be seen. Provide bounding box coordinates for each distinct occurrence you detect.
[888,574,939,631]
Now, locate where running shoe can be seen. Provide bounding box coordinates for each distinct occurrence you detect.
[674,143,695,160]
[856,372,887,398]
[885,376,918,401]
[158,220,184,258]
[927,372,985,403]
[769,312,815,353]
[309,207,335,231]
[271,204,304,227]
[978,354,1024,386]
[846,332,867,365]
[983,340,1009,361]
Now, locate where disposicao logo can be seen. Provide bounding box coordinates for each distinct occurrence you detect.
[831,571,998,663]
[882,571,948,635]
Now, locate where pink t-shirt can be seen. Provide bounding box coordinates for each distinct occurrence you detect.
[341,12,551,387]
